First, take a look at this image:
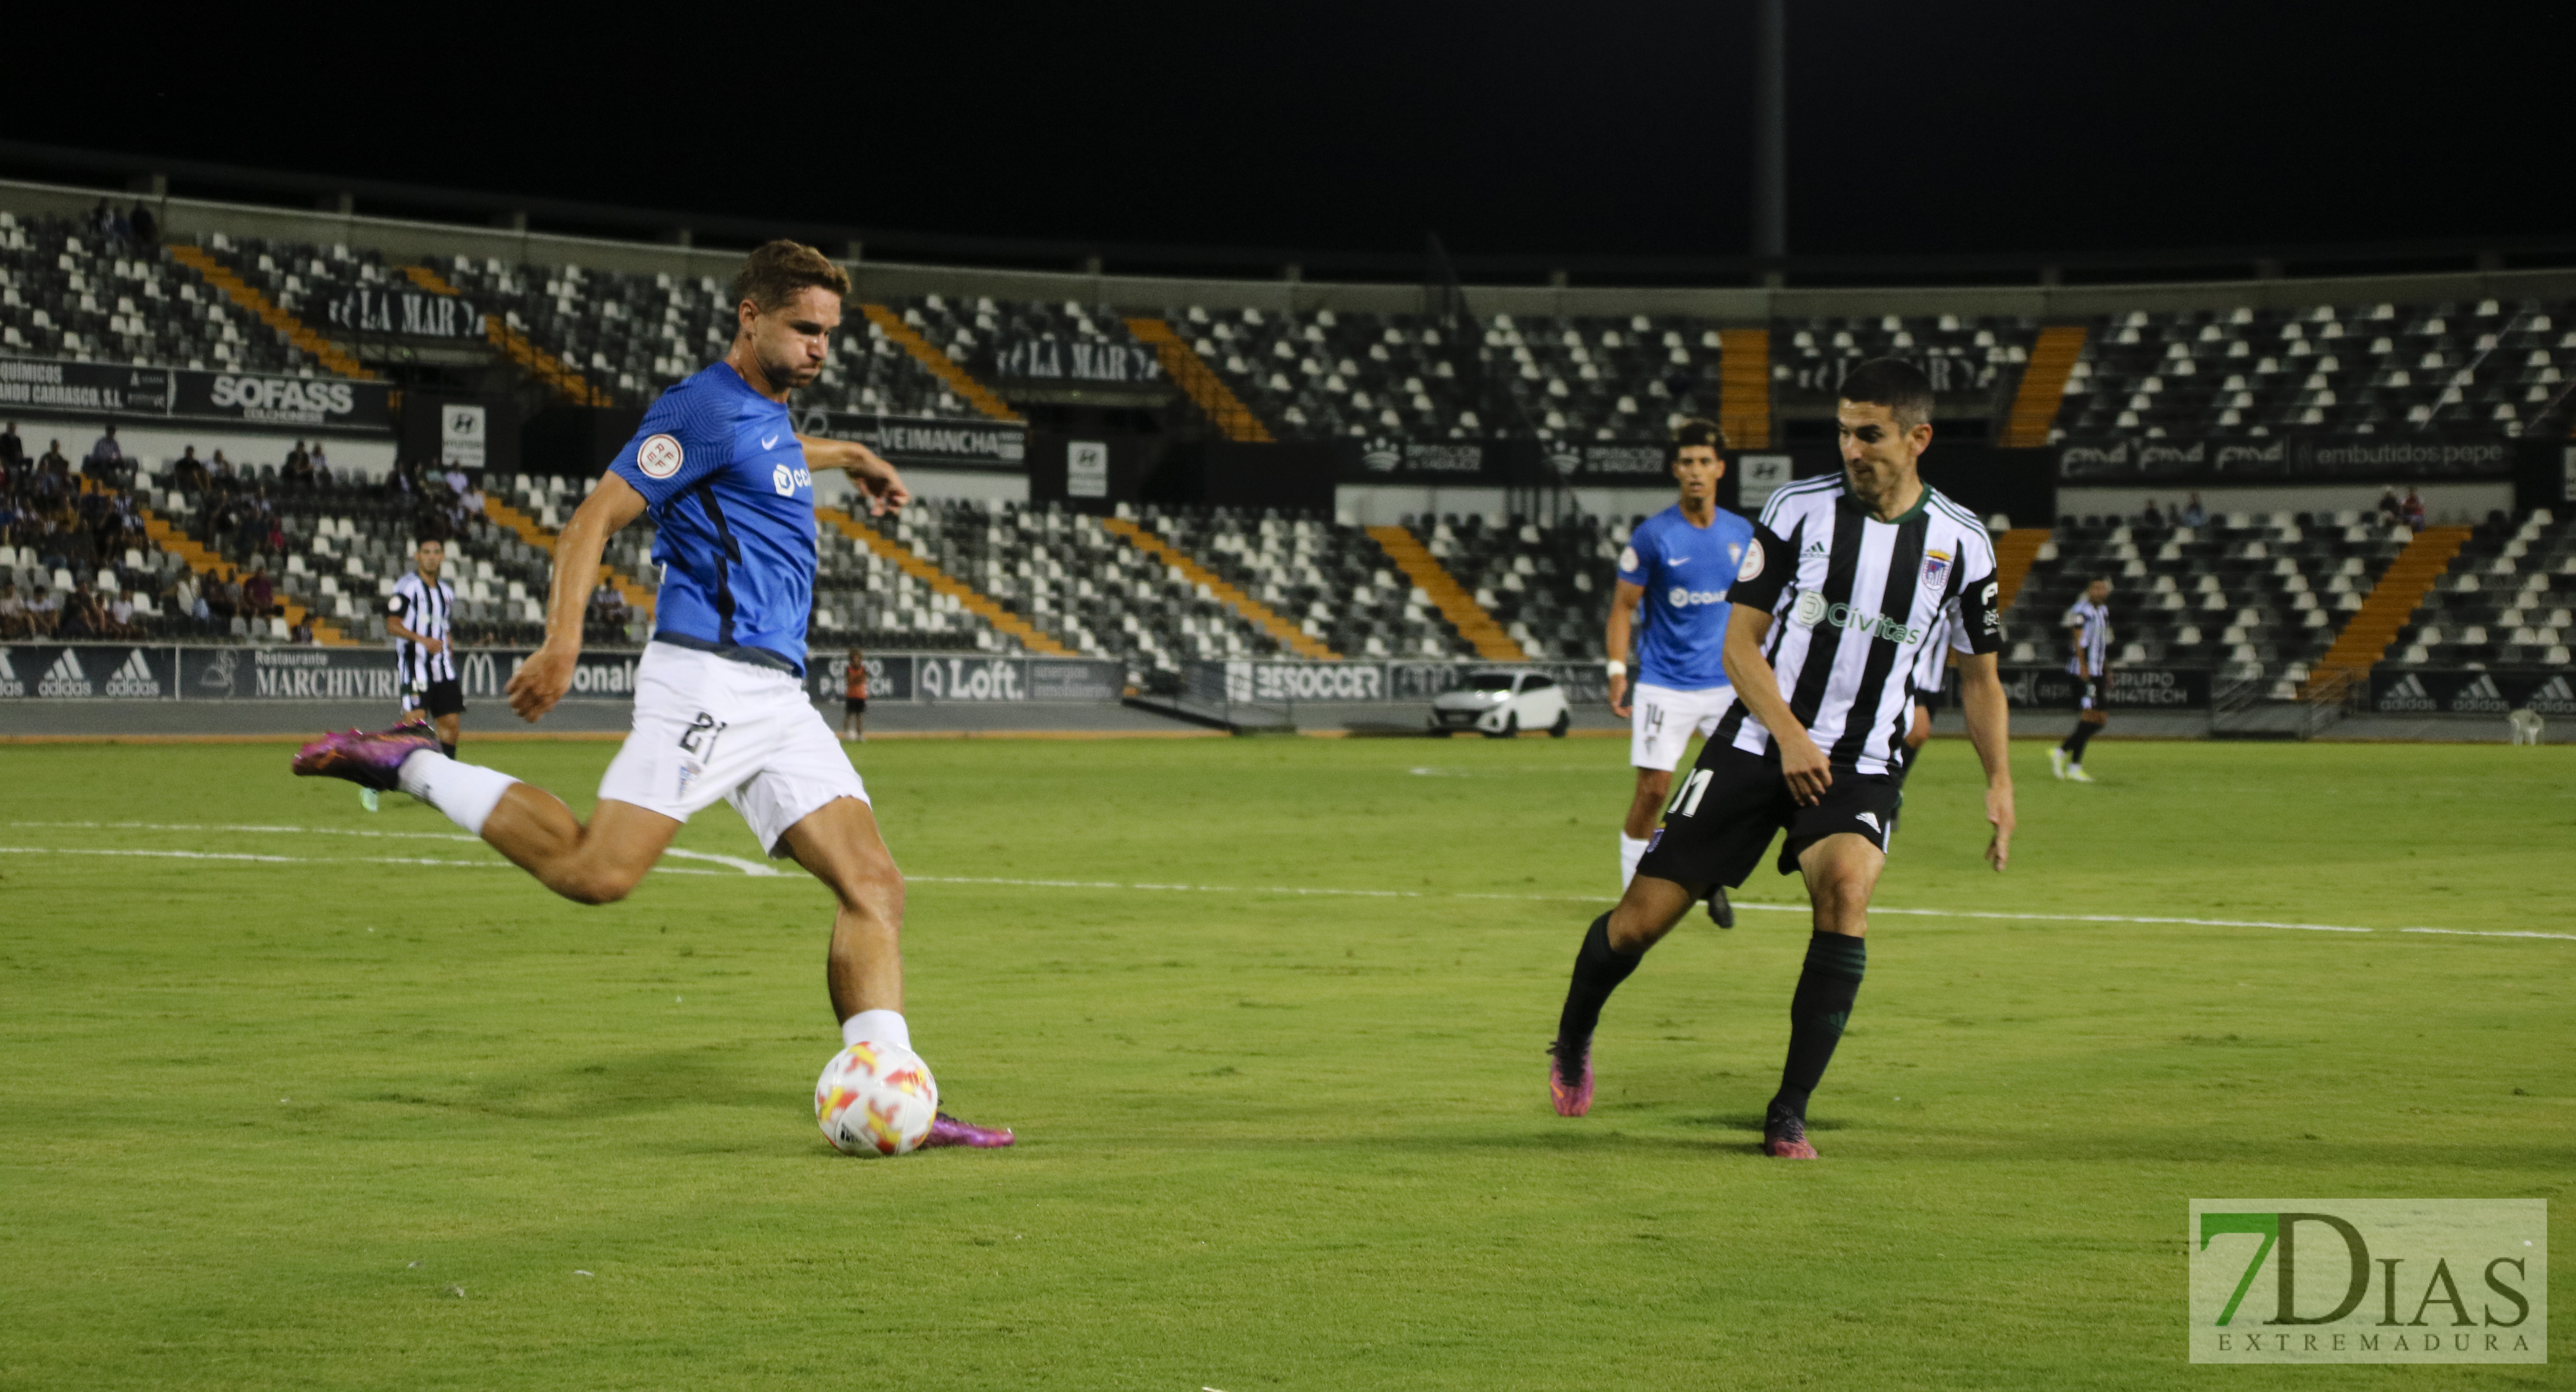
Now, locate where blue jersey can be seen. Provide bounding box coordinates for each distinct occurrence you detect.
[1618,503,1753,690]
[608,363,817,675]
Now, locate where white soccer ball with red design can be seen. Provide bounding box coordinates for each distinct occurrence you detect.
[814,1040,938,1155]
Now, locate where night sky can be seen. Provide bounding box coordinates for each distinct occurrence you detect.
[12,3,2572,266]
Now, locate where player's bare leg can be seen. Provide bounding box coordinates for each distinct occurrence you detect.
[1760,831,1884,1159]
[1549,871,1704,1116]
[431,710,462,754]
[478,790,681,905]
[1619,767,1670,884]
[778,795,1012,1148]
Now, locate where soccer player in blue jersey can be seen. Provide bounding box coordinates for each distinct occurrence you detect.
[292,241,1013,1149]
[1605,418,1755,922]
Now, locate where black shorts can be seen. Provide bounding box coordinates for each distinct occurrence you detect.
[405,676,465,719]
[1634,743,1902,889]
[844,697,867,716]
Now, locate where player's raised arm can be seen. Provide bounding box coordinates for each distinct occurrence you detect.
[1956,649,2016,871]
[507,471,648,722]
[797,434,911,516]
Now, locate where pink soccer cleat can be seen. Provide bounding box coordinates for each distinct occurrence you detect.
[1547,1040,1594,1117]
[921,1111,1015,1149]
[1762,1113,1820,1160]
[291,720,440,791]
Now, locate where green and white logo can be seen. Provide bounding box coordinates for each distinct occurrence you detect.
[2190,1199,2546,1364]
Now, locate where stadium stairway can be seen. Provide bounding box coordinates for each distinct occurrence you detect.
[1365,525,1526,660]
[1103,517,1336,659]
[480,493,656,619]
[859,304,1021,421]
[2002,324,2086,446]
[817,505,1075,656]
[118,482,355,646]
[2312,525,2474,679]
[167,244,373,380]
[1991,527,2054,608]
[1125,318,1274,441]
[1716,329,1771,448]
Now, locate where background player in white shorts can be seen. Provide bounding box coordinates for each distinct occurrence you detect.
[1605,419,1755,916]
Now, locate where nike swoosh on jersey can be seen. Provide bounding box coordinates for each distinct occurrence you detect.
[1667,555,1691,564]
[761,434,781,449]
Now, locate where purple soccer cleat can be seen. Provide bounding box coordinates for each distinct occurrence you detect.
[291,720,440,792]
[1547,1040,1594,1117]
[922,1111,1015,1149]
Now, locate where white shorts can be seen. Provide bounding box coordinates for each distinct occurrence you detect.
[1630,681,1736,772]
[597,643,870,855]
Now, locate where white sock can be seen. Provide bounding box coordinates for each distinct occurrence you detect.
[395,751,519,837]
[1620,833,1651,888]
[842,1008,911,1053]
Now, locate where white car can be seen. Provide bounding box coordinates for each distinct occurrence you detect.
[1428,670,1572,738]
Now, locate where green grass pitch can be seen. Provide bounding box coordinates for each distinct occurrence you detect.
[0,733,2567,1389]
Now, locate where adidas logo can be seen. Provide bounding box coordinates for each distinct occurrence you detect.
[36,649,93,698]
[2379,672,2436,712]
[0,650,22,698]
[2529,674,2576,716]
[103,648,160,698]
[2452,673,2508,713]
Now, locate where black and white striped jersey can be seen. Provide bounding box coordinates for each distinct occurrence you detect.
[1907,601,1973,706]
[2063,597,2111,677]
[1712,474,2002,776]
[388,570,458,686]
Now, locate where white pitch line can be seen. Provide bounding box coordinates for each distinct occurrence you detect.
[5,821,783,876]
[0,846,734,876]
[3,832,2566,941]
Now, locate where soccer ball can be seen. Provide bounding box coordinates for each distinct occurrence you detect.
[814,1040,938,1156]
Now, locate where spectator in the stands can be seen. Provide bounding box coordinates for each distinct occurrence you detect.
[2401,488,2427,530]
[242,564,276,618]
[129,202,156,246]
[24,585,60,636]
[85,424,123,482]
[0,421,23,472]
[307,440,331,482]
[208,449,235,484]
[0,581,26,638]
[106,588,139,638]
[173,446,208,492]
[38,438,70,478]
[167,572,199,625]
[2181,493,2207,527]
[288,616,314,644]
[2377,487,2403,527]
[2141,499,2165,528]
[285,439,310,474]
[200,573,236,622]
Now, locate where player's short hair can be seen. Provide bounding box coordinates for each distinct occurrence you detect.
[732,240,852,314]
[1668,416,1728,462]
[1839,358,1935,428]
[413,534,445,550]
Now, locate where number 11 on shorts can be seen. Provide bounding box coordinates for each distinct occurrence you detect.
[1665,768,1713,818]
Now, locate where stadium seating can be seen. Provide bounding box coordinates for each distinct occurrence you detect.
[2394,509,2575,668]
[2008,509,2405,693]
[0,215,310,373]
[2060,301,2568,439]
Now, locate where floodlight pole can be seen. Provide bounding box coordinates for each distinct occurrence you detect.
[1752,0,1788,279]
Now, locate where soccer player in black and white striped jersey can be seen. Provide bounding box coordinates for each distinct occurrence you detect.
[2051,579,2112,783]
[1546,359,2018,1159]
[388,537,464,755]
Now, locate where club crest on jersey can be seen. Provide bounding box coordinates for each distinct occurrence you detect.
[637,433,683,479]
[1921,549,1952,590]
[1736,539,1763,582]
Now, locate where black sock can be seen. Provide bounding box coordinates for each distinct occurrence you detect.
[1769,932,1866,1123]
[2061,722,2096,760]
[440,741,457,759]
[1554,913,1643,1053]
